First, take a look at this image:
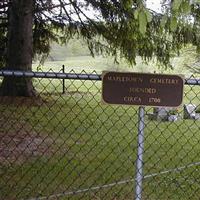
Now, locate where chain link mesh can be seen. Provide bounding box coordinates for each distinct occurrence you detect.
[0,70,200,200]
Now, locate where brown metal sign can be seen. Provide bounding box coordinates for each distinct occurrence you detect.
[102,72,184,107]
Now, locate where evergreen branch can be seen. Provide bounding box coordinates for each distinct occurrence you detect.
[57,0,73,23]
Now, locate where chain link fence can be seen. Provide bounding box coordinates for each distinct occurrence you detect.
[0,70,200,200]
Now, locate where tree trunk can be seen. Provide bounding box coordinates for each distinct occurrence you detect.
[0,0,36,97]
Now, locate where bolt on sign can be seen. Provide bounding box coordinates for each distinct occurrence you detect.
[102,71,184,107]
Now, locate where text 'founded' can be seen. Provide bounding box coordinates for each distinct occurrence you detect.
[102,72,184,107]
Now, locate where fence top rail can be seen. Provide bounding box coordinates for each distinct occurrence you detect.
[0,70,102,81]
[0,70,200,85]
[185,78,200,85]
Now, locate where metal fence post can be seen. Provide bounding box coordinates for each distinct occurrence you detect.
[62,65,65,94]
[135,106,145,200]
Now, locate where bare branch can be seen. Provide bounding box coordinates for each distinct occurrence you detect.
[35,1,71,13]
[57,0,73,23]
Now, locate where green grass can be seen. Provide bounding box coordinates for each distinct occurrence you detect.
[33,55,122,73]
[0,77,200,200]
[33,55,174,75]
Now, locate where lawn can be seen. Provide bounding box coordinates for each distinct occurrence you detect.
[33,55,174,75]
[0,75,200,200]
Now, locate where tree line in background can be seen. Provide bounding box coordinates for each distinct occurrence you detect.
[1,0,200,96]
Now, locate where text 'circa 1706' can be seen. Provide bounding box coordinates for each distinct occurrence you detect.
[102,72,184,107]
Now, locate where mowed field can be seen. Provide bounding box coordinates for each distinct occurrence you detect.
[0,72,200,199]
[33,55,154,75]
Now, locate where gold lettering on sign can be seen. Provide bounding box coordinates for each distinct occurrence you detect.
[150,78,179,85]
[149,98,161,103]
[123,96,142,103]
[129,87,157,94]
[107,76,143,83]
